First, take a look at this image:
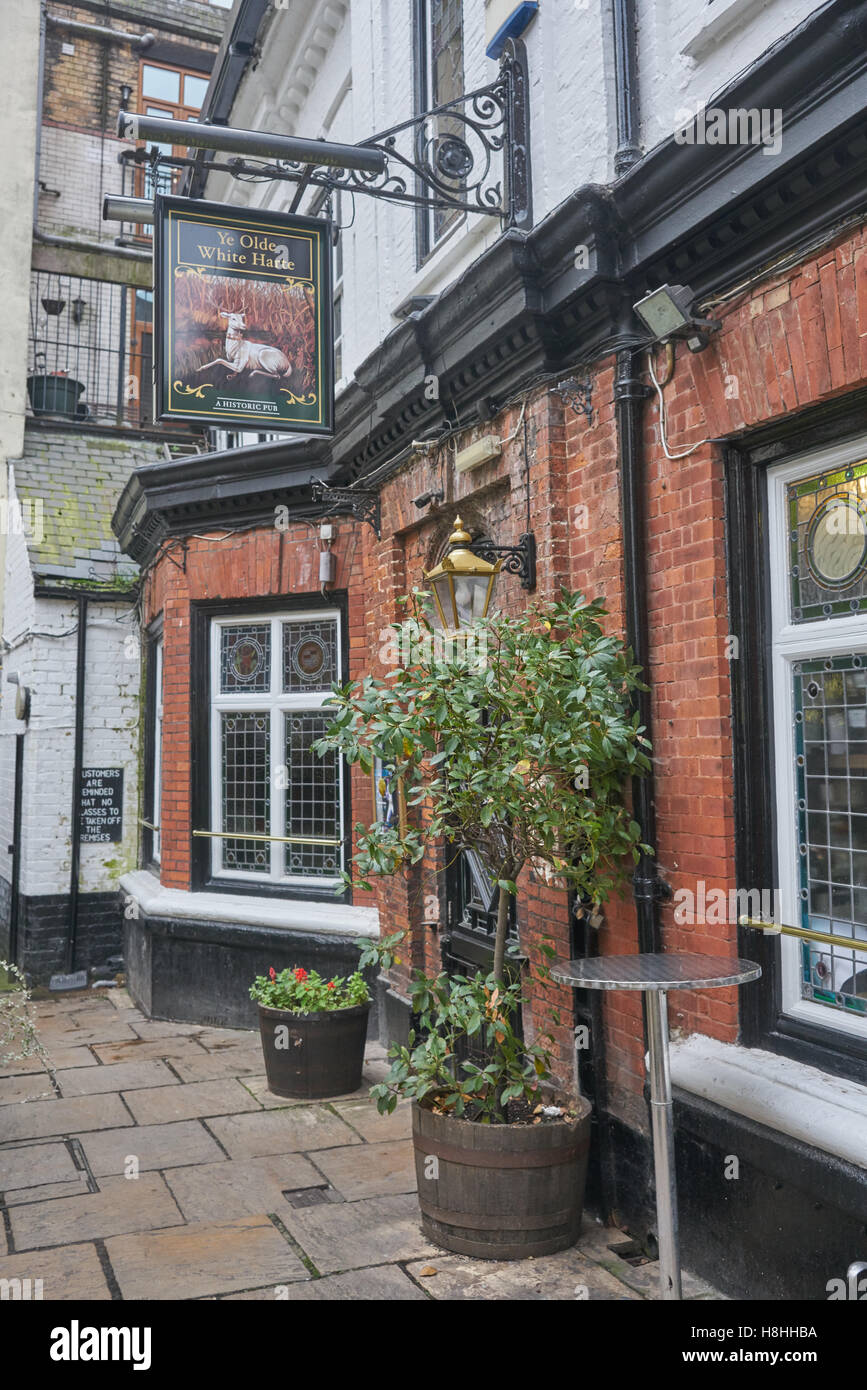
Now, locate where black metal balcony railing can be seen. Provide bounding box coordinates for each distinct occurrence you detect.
[27,270,161,430]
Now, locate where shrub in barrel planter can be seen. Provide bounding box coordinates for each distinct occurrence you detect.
[250,966,370,1100]
[317,588,650,1258]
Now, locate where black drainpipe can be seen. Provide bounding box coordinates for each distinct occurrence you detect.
[612,0,642,176]
[67,595,88,972]
[614,346,667,952]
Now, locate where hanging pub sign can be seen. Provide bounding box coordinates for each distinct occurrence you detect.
[154,195,333,434]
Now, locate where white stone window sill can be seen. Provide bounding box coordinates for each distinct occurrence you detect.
[670,1034,867,1171]
[120,870,380,938]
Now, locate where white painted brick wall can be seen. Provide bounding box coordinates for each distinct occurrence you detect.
[0,482,141,900]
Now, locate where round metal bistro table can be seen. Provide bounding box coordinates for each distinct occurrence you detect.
[552,952,761,1300]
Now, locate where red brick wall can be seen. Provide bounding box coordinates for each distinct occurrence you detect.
[142,221,867,1123]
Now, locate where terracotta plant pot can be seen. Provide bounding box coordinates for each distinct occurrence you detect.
[256,1000,371,1099]
[412,1097,592,1260]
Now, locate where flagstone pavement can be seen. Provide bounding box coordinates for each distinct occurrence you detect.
[0,988,724,1301]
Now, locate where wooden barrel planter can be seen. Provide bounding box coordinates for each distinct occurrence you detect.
[412,1098,592,1260]
[256,1001,370,1100]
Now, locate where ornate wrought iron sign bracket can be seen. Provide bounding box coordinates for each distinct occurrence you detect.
[470,531,536,591]
[310,480,381,538]
[121,39,531,230]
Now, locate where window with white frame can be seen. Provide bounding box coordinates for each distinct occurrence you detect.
[209,611,343,887]
[152,638,163,864]
[769,440,867,1038]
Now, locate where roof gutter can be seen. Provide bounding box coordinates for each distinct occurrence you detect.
[46,13,155,49]
[186,0,271,199]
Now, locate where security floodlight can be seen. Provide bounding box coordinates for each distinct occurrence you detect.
[632,283,721,353]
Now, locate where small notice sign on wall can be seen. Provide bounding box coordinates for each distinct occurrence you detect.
[81,768,123,843]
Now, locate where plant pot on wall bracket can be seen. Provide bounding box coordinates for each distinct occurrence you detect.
[412,1097,592,1260]
[256,1000,371,1099]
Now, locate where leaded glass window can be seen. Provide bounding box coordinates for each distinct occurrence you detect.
[284,713,341,877]
[220,623,271,692]
[221,713,270,872]
[793,656,867,1015]
[787,459,867,621]
[770,447,867,1037]
[210,611,343,887]
[282,620,337,693]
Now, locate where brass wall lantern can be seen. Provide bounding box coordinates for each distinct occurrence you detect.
[424,517,501,633]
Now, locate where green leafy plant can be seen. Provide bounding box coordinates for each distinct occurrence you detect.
[0,960,53,1081]
[319,589,651,980]
[250,965,369,1014]
[321,590,651,1123]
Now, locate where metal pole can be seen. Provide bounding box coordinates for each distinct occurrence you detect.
[644,988,682,1300]
[67,596,87,974]
[117,111,386,176]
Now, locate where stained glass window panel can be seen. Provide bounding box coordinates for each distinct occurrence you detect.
[793,655,867,1014]
[221,712,270,872]
[284,712,340,877]
[282,619,337,694]
[787,460,867,621]
[221,624,271,693]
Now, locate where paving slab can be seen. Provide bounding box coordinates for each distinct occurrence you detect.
[405,1249,644,1300]
[123,1078,261,1126]
[106,1214,308,1300]
[0,1073,57,1105]
[0,1140,80,1191]
[79,1119,226,1176]
[0,1242,111,1299]
[206,1106,360,1159]
[129,1020,207,1041]
[222,1266,428,1300]
[309,1139,417,1201]
[193,1027,259,1053]
[333,1097,413,1144]
[282,1192,436,1274]
[164,1153,323,1222]
[239,1075,367,1108]
[37,1021,140,1049]
[10,1173,184,1250]
[56,1060,178,1097]
[4,1178,91,1206]
[169,1049,264,1083]
[0,1093,132,1143]
[1,1045,97,1078]
[575,1221,724,1300]
[91,1037,210,1067]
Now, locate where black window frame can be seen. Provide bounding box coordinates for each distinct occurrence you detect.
[413,0,466,267]
[190,590,352,903]
[727,386,867,1086]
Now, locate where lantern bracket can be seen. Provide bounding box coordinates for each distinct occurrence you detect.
[469,531,536,591]
[555,376,593,424]
[309,479,381,538]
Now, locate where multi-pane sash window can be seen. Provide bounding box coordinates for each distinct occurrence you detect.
[769,443,867,1037]
[209,612,343,887]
